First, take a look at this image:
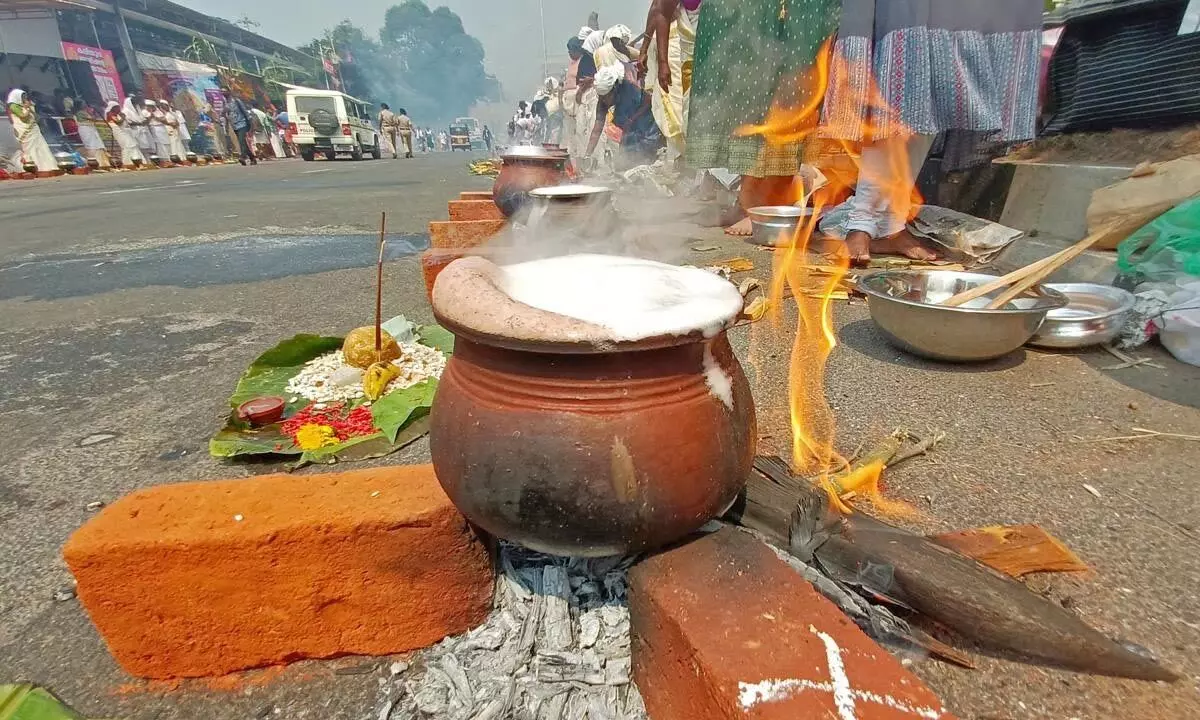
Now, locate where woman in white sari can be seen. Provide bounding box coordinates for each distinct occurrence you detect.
[162,101,190,161]
[105,100,145,168]
[6,89,58,173]
[123,97,156,161]
[146,100,176,162]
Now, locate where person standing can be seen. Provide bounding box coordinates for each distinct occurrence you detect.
[483,125,494,154]
[221,87,257,166]
[819,0,1044,263]
[378,103,399,158]
[162,100,190,162]
[562,37,586,160]
[687,0,839,235]
[645,0,701,167]
[6,89,58,173]
[395,108,414,158]
[146,100,176,163]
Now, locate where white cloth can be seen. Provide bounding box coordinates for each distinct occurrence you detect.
[605,24,633,43]
[574,85,599,161]
[124,98,155,156]
[583,30,606,54]
[173,110,191,141]
[7,89,25,105]
[648,7,699,164]
[594,65,623,96]
[8,96,58,172]
[108,102,145,165]
[578,26,594,40]
[149,109,174,159]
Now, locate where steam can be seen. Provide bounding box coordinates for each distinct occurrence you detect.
[483,183,705,267]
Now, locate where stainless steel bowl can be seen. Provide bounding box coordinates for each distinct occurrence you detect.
[746,206,812,247]
[859,271,1069,362]
[1028,283,1135,349]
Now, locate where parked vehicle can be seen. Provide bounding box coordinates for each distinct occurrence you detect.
[454,116,485,150]
[285,87,381,161]
[449,124,473,151]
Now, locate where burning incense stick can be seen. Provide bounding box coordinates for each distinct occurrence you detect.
[376,212,387,352]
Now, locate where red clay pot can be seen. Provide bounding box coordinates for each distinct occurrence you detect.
[430,323,756,557]
[493,146,568,218]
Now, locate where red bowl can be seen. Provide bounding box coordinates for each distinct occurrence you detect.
[238,397,286,426]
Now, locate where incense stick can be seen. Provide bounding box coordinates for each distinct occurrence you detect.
[376,212,387,352]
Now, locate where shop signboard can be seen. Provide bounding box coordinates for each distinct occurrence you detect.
[62,42,125,104]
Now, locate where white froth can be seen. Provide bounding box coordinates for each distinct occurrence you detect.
[498,254,743,342]
[703,345,734,410]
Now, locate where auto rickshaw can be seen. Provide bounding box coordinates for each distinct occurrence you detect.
[449,124,472,152]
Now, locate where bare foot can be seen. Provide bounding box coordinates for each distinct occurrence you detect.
[845,230,872,266]
[873,229,940,261]
[725,216,754,236]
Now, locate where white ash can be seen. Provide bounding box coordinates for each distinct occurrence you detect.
[375,544,648,720]
[285,344,446,404]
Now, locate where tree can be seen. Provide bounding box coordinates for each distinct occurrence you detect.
[302,2,499,122]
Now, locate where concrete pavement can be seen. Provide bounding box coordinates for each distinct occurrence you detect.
[1,155,1198,719]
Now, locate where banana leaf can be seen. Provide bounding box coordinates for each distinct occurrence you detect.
[210,327,450,464]
[0,685,82,720]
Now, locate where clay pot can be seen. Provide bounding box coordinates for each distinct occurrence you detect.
[430,317,757,558]
[493,146,568,218]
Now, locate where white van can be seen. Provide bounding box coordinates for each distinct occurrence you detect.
[285,87,381,161]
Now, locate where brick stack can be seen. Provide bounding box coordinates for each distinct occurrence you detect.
[422,190,507,300]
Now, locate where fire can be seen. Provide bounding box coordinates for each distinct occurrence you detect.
[739,37,924,514]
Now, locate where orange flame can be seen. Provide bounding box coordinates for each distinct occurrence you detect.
[741,37,925,514]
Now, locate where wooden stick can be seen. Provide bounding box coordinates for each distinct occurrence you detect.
[375,211,387,352]
[941,251,1066,307]
[942,223,1116,308]
[985,227,1111,309]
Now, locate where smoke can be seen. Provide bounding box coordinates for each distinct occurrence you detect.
[483,179,703,268]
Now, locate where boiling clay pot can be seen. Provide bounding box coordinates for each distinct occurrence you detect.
[493,146,569,218]
[429,256,756,557]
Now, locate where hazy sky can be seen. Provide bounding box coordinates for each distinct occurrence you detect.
[178,0,650,98]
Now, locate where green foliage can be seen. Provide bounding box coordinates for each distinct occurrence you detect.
[300,2,500,122]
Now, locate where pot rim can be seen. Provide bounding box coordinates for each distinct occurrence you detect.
[433,308,732,355]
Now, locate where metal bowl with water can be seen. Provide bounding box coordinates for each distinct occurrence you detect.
[746,206,812,246]
[1028,283,1135,349]
[858,271,1069,362]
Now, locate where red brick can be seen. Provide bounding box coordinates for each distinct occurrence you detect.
[422,248,470,301]
[64,465,494,679]
[629,528,955,720]
[459,190,494,200]
[429,219,507,250]
[448,199,503,221]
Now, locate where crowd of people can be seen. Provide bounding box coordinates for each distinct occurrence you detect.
[509,0,1042,258]
[3,84,305,173]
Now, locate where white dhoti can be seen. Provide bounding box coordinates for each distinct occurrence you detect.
[11,113,58,172]
[149,124,171,159]
[269,131,285,158]
[648,9,697,166]
[109,121,145,166]
[167,126,189,160]
[77,122,113,169]
[561,90,580,160]
[574,86,599,163]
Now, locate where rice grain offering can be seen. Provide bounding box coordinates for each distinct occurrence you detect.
[285,343,446,405]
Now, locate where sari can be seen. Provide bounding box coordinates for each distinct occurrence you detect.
[687,0,839,176]
[6,90,58,172]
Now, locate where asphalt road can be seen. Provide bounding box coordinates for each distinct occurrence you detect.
[1,155,1198,719]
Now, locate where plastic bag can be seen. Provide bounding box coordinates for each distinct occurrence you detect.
[1117,196,1200,283]
[1153,280,1200,367]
